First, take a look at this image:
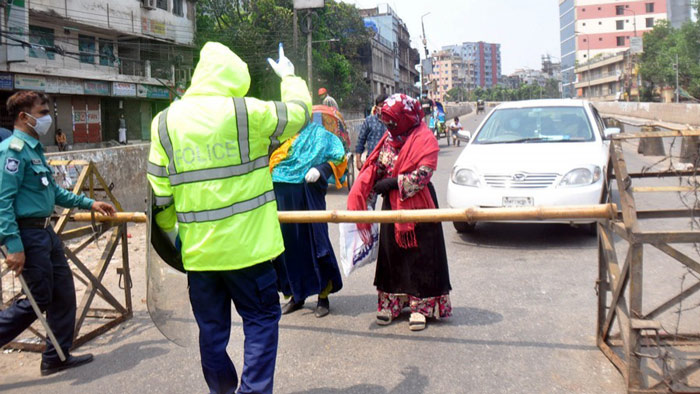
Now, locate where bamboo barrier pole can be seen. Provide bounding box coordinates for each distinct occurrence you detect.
[72,204,616,224]
[73,212,148,223]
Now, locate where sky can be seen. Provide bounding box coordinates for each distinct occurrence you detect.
[339,0,561,75]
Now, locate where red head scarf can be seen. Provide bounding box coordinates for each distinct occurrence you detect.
[380,94,424,138]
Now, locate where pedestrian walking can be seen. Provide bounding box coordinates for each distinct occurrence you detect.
[0,90,116,375]
[147,42,311,394]
[354,94,388,170]
[348,93,452,332]
[318,87,338,109]
[269,121,346,317]
[118,114,127,145]
[55,129,67,151]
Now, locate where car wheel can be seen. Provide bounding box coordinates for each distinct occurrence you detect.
[453,221,476,233]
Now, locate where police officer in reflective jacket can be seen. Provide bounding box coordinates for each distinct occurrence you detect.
[0,91,116,376]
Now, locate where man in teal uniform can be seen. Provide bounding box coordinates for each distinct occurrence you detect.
[0,91,116,375]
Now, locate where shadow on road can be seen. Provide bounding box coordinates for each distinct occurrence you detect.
[453,222,597,250]
[278,321,595,352]
[0,339,169,392]
[289,366,428,394]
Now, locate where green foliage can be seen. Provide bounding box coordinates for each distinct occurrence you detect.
[639,18,700,99]
[468,79,561,102]
[445,87,468,102]
[195,0,371,107]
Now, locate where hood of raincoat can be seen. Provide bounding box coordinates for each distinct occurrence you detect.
[184,42,251,98]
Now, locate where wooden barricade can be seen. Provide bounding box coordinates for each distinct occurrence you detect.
[0,161,133,352]
[598,128,700,393]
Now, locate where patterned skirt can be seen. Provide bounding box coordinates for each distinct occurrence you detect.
[374,183,452,319]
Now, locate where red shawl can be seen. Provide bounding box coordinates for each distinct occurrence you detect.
[347,122,439,248]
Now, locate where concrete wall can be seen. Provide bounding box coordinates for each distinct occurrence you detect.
[47,144,149,212]
[594,101,700,126]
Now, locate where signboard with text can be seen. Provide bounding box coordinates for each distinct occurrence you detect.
[137,84,170,99]
[112,82,137,97]
[15,75,47,91]
[0,74,13,90]
[293,0,324,9]
[84,81,110,96]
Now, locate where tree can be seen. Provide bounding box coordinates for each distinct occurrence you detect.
[195,0,372,107]
[446,87,468,102]
[639,17,700,99]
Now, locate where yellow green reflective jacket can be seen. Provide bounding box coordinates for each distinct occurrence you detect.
[147,42,311,271]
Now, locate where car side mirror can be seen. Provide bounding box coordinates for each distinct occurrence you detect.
[603,127,621,139]
[457,129,471,142]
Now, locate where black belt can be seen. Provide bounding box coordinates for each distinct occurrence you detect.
[17,217,52,229]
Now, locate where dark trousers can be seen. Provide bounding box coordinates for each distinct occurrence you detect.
[0,228,76,362]
[188,261,281,394]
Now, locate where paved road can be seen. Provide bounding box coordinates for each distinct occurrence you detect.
[0,107,643,393]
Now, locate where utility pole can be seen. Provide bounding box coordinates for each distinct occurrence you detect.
[675,53,679,103]
[293,9,298,52]
[306,10,313,96]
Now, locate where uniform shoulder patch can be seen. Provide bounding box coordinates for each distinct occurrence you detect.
[9,137,24,152]
[5,157,19,174]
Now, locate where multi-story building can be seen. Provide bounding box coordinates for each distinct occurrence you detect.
[575,50,636,99]
[0,0,195,148]
[559,0,693,98]
[443,41,501,88]
[360,5,420,99]
[427,50,474,102]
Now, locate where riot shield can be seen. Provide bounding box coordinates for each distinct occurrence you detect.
[146,187,196,347]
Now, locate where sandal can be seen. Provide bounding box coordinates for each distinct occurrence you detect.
[376,310,393,326]
[409,312,426,331]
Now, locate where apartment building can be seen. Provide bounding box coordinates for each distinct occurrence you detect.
[0,0,196,147]
[443,41,501,88]
[427,50,474,102]
[559,0,693,98]
[360,5,420,99]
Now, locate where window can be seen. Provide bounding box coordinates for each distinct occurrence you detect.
[616,20,624,30]
[616,5,624,15]
[28,25,55,60]
[583,38,587,42]
[173,0,184,16]
[599,37,603,41]
[646,17,654,27]
[582,22,586,26]
[646,2,654,12]
[599,21,602,25]
[79,35,96,64]
[99,39,115,66]
[156,0,168,10]
[616,36,626,46]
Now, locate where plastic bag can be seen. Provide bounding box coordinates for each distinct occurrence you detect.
[339,222,379,277]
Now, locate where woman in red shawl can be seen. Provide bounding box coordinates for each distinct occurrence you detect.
[347,93,452,331]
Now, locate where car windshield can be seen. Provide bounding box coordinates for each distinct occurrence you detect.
[473,106,595,144]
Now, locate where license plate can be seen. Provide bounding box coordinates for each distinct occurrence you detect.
[502,197,534,208]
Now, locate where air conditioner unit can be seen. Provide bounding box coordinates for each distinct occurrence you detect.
[142,0,157,10]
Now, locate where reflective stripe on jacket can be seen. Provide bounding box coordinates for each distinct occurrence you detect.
[147,42,311,271]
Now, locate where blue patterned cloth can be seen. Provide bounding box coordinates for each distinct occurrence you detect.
[271,122,345,184]
[355,115,386,154]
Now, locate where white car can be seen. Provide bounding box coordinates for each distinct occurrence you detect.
[446,99,620,233]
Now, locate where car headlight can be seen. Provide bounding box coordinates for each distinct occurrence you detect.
[559,166,601,187]
[451,167,481,187]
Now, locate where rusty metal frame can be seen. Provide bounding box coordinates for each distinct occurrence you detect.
[1,161,132,352]
[598,128,700,393]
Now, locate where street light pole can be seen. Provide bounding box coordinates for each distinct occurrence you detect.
[420,12,430,99]
[306,10,313,96]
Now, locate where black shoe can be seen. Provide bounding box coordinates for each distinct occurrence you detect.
[315,297,330,318]
[281,297,305,315]
[40,353,94,376]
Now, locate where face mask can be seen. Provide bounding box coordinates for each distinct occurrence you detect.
[25,113,52,136]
